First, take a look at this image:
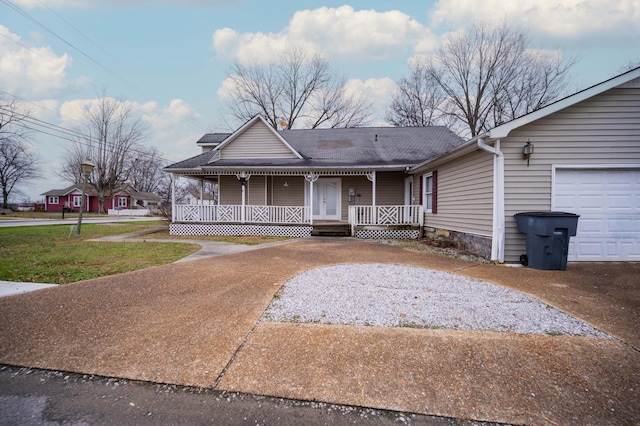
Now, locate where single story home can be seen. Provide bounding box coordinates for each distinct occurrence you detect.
[42,184,161,213]
[165,66,639,263]
[164,117,465,239]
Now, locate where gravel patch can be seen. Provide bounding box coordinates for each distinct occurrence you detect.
[264,263,607,337]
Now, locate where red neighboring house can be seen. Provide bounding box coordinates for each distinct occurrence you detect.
[42,184,160,213]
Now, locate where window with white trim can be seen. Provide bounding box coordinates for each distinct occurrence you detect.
[73,195,82,207]
[422,173,433,213]
[118,197,127,207]
[48,196,59,204]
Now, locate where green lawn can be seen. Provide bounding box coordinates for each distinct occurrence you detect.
[0,223,200,284]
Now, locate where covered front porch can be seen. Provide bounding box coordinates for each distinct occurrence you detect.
[170,170,423,239]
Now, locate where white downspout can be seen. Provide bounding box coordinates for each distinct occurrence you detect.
[477,137,505,263]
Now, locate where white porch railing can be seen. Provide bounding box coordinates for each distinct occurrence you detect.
[348,205,424,227]
[174,204,311,224]
[175,204,422,229]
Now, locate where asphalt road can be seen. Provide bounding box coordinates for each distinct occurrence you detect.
[0,366,496,426]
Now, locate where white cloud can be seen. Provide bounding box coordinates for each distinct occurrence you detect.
[430,0,640,42]
[58,97,202,161]
[344,77,397,126]
[212,5,436,64]
[216,76,237,102]
[0,25,89,97]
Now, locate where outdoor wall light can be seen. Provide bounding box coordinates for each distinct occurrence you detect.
[237,171,250,186]
[283,181,289,187]
[522,140,534,166]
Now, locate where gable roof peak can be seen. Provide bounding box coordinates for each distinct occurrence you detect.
[211,115,303,160]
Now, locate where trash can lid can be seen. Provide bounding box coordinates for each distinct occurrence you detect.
[514,211,580,218]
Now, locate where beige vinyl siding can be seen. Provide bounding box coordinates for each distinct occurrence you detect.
[375,172,406,205]
[337,172,405,221]
[219,175,241,205]
[502,87,640,263]
[221,121,298,159]
[247,175,267,205]
[272,176,305,206]
[418,150,494,236]
[340,176,369,221]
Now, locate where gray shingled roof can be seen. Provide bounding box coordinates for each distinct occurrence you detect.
[196,133,231,144]
[165,126,464,171]
[42,184,89,196]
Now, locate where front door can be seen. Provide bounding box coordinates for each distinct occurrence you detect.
[313,178,341,221]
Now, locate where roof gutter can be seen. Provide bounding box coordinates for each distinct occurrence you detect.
[477,136,505,263]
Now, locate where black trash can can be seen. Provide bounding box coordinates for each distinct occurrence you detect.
[514,212,580,270]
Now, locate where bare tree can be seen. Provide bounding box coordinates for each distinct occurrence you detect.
[61,95,148,213]
[386,60,448,127]
[224,46,372,129]
[390,21,575,137]
[617,61,640,73]
[127,146,165,194]
[155,173,189,221]
[0,98,41,209]
[491,49,575,127]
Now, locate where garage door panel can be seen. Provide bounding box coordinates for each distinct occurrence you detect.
[608,194,634,210]
[554,169,640,261]
[554,197,577,210]
[577,217,604,234]
[577,195,607,209]
[608,217,640,233]
[607,170,638,185]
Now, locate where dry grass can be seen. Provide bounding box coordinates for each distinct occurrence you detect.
[0,223,199,284]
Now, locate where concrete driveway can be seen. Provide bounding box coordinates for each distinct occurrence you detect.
[0,239,637,425]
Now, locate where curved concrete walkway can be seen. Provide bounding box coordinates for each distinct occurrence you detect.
[0,239,637,425]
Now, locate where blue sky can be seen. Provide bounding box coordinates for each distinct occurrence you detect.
[1,0,639,201]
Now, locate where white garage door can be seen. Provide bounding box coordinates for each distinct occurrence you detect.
[554,169,640,261]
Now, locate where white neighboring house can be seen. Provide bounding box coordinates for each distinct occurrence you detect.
[183,191,216,206]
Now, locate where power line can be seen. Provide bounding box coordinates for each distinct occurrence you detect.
[1,1,213,151]
[3,0,213,134]
[37,0,115,61]
[0,105,175,167]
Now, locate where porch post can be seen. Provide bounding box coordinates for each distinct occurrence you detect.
[200,179,204,205]
[305,173,319,225]
[241,183,246,223]
[217,174,220,206]
[309,180,313,225]
[171,175,176,221]
[237,172,251,223]
[366,171,376,223]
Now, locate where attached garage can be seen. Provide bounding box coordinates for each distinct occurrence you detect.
[553,168,640,261]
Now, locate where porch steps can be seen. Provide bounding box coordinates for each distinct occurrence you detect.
[311,223,351,237]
